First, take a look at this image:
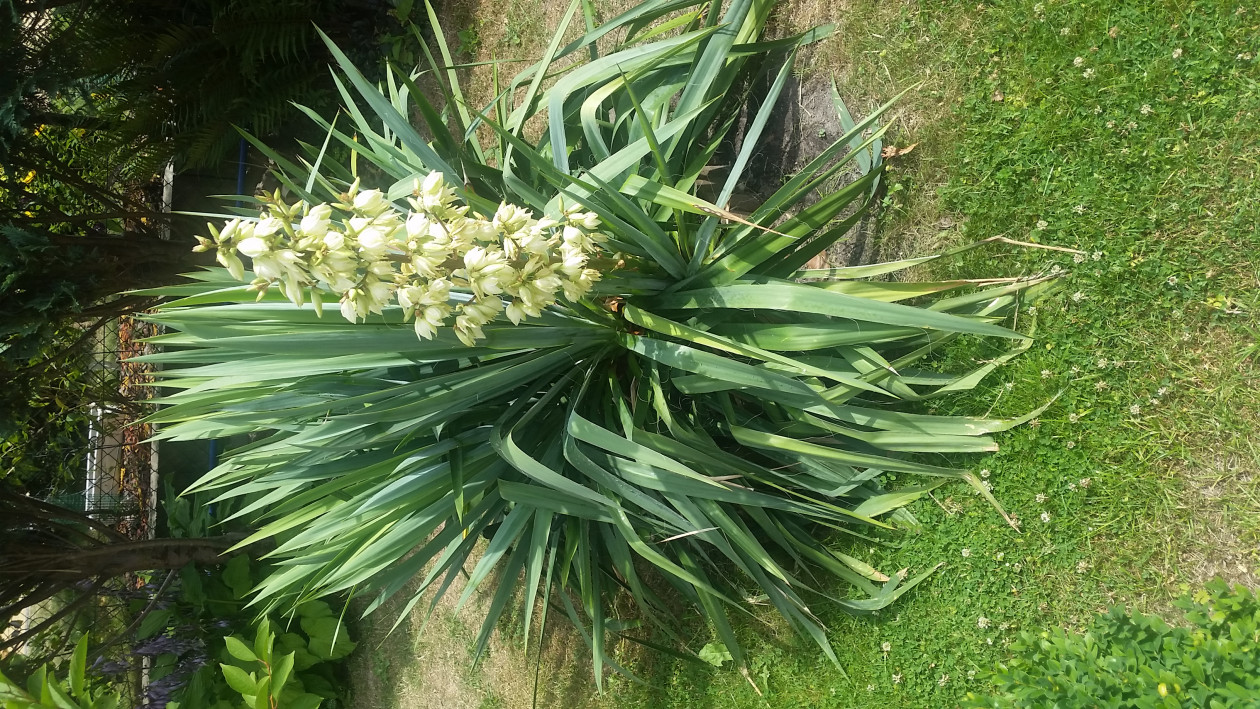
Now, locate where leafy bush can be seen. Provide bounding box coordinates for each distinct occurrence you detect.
[0,637,123,709]
[139,0,1049,678]
[128,493,355,708]
[965,580,1260,708]
[136,555,356,709]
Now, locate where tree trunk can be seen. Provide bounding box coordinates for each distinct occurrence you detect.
[0,536,240,581]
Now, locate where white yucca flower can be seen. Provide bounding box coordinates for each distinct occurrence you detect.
[198,172,608,345]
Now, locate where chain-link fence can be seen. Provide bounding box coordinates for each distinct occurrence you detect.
[65,315,159,540]
[5,315,162,704]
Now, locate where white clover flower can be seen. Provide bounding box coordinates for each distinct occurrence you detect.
[1036,493,1047,503]
[962,548,972,558]
[1083,68,1095,78]
[881,641,891,653]
[1040,511,1051,523]
[892,673,902,684]
[977,616,990,629]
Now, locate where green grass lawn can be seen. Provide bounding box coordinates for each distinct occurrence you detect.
[349,1,1259,706]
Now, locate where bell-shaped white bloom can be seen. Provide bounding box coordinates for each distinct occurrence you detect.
[575,211,601,231]
[353,189,388,216]
[300,212,330,238]
[323,232,346,250]
[505,300,526,325]
[217,219,239,244]
[418,171,455,213]
[340,289,368,323]
[461,246,512,298]
[561,268,601,301]
[253,248,303,284]
[357,226,391,259]
[493,202,532,234]
[414,303,450,340]
[405,213,431,241]
[421,277,451,305]
[453,317,483,346]
[254,216,284,238]
[280,274,305,306]
[216,248,246,281]
[363,277,395,314]
[237,236,270,259]
[218,219,255,246]
[557,243,588,277]
[397,284,425,311]
[308,203,332,221]
[311,253,358,293]
[409,253,446,278]
[517,228,552,257]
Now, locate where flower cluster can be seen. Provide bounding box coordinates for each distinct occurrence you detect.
[195,172,608,345]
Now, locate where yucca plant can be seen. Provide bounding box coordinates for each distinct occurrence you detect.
[138,0,1051,681]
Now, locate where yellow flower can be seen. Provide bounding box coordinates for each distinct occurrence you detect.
[20,170,35,184]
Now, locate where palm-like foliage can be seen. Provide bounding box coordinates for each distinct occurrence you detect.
[140,0,1049,678]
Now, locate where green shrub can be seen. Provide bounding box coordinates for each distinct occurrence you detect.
[965,580,1260,708]
[139,0,1051,679]
[0,637,123,709]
